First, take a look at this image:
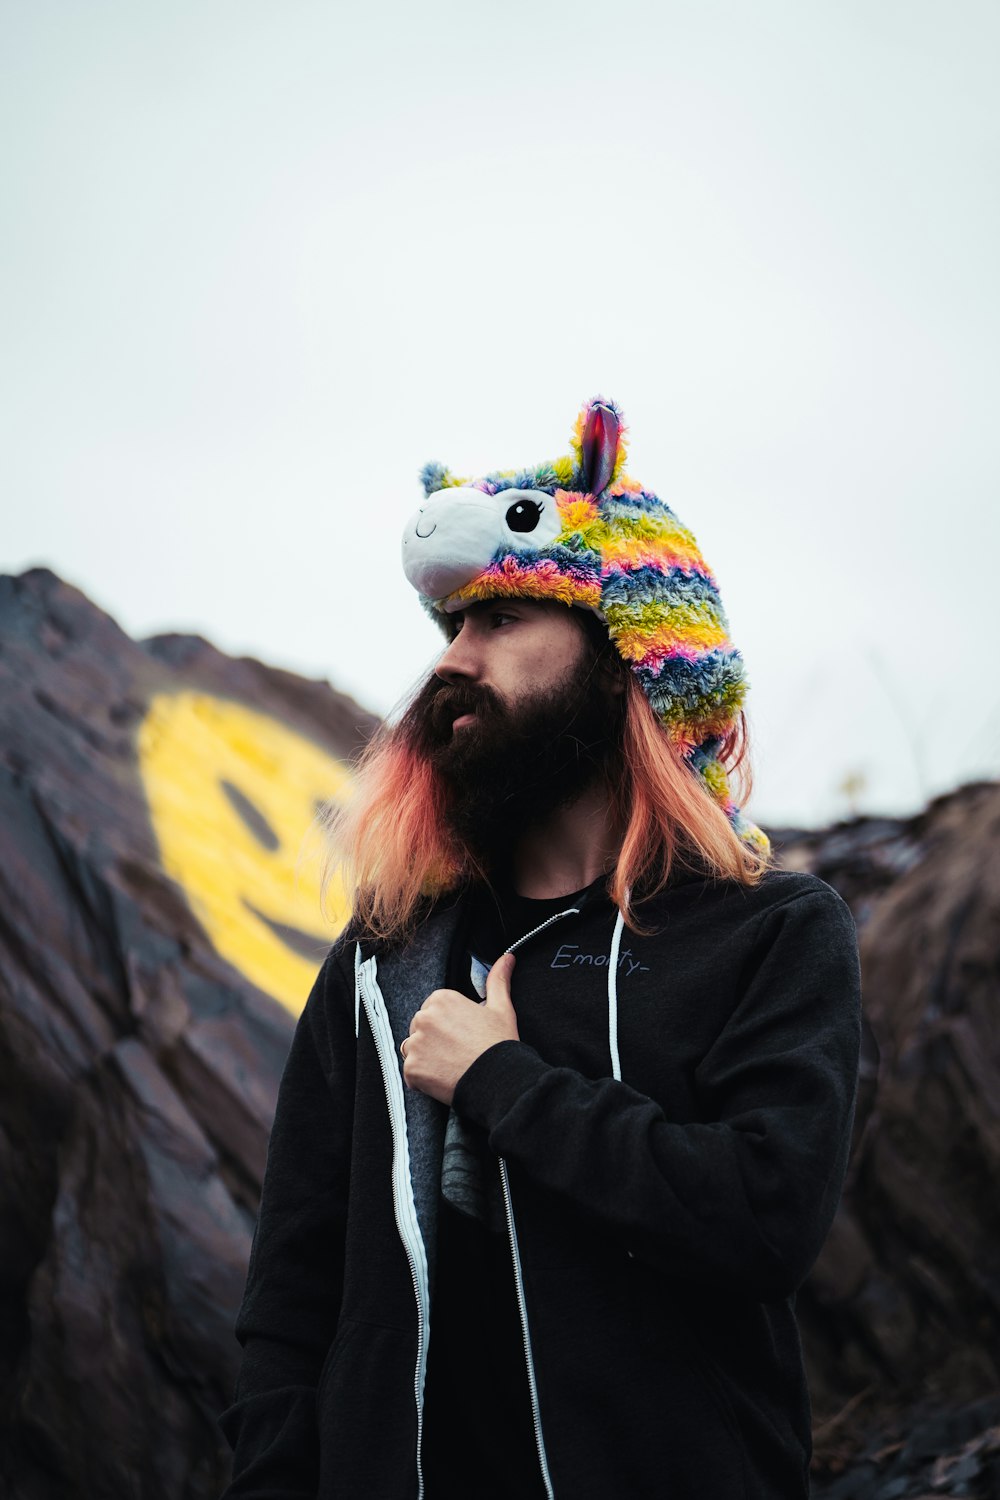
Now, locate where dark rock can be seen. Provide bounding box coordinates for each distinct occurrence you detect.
[872,1478,909,1499]
[901,1411,965,1466]
[0,569,379,1500]
[785,795,1000,1491]
[819,1460,880,1498]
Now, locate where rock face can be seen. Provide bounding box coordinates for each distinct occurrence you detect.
[0,567,997,1499]
[0,569,377,1500]
[774,789,1000,1494]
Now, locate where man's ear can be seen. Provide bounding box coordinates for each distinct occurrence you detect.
[599,657,627,695]
[579,400,626,497]
[575,604,628,694]
[591,635,628,696]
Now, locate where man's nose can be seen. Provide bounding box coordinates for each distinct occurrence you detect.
[434,627,480,685]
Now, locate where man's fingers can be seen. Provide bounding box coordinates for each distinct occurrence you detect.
[484,950,516,1010]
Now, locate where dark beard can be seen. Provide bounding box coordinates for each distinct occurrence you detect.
[400,648,625,870]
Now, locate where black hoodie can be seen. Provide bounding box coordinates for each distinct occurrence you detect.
[219,868,861,1500]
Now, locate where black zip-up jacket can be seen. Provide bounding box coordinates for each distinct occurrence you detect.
[219,869,862,1500]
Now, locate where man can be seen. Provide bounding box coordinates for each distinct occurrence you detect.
[219,399,861,1499]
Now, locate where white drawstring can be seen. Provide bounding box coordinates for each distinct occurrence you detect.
[353,941,362,1038]
[607,909,625,1082]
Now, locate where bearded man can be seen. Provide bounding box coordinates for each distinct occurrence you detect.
[219,400,861,1500]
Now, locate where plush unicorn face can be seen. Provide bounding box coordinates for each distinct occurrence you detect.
[401,486,565,605]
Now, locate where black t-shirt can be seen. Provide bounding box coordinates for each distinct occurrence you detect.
[421,872,607,1499]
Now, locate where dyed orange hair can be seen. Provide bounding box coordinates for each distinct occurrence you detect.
[323,660,769,945]
[605,689,766,934]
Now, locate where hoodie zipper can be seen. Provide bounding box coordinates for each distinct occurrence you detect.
[356,955,430,1500]
[494,906,581,1500]
[355,902,601,1500]
[503,907,581,960]
[498,1155,555,1499]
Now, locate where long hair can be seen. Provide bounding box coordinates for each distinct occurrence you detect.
[323,635,769,945]
[605,690,765,934]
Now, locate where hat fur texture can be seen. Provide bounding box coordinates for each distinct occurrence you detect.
[400,398,767,853]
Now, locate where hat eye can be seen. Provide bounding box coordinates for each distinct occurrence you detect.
[505,497,544,533]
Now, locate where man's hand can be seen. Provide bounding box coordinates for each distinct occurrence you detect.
[401,952,518,1106]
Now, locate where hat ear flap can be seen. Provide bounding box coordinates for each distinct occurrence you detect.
[578,399,626,496]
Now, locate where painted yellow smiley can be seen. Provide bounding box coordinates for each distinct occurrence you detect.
[137,691,354,1015]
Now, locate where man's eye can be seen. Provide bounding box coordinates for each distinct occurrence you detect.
[490,611,516,627]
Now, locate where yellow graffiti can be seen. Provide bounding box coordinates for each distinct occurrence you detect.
[137,691,353,1015]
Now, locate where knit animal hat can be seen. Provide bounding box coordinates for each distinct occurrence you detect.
[400,397,767,853]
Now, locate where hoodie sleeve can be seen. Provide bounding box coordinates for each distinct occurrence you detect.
[218,940,356,1498]
[453,886,862,1300]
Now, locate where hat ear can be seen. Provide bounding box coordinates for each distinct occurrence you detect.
[578,399,626,496]
[420,461,459,497]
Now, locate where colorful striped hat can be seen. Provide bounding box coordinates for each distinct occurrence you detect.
[400,397,767,852]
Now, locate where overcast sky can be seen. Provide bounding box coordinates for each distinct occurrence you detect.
[2,0,997,828]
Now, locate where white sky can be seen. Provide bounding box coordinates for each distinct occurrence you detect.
[2,0,998,827]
